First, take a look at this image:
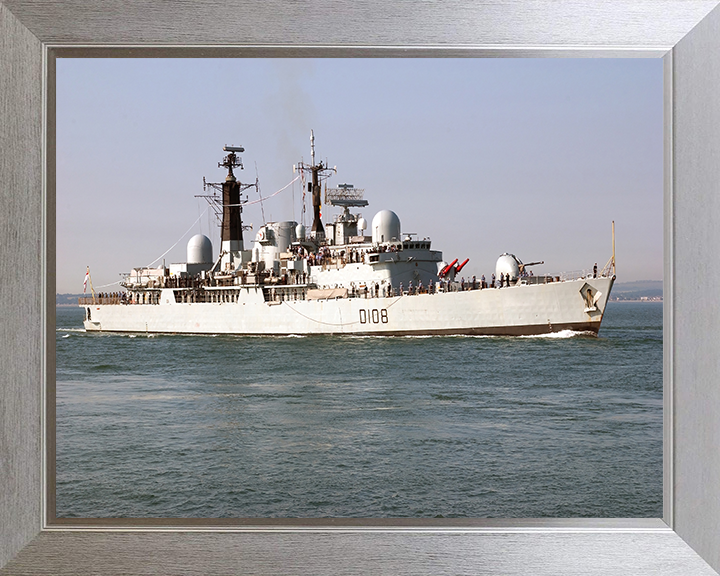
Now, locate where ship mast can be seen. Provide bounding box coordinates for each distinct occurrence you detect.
[296,130,336,240]
[220,146,244,261]
[197,145,256,272]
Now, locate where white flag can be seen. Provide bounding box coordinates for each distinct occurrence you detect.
[83,268,89,293]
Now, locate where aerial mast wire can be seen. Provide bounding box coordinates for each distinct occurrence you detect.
[255,162,266,225]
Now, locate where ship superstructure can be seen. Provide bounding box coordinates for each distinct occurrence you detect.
[81,135,615,336]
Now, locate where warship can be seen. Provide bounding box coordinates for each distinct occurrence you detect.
[80,133,615,336]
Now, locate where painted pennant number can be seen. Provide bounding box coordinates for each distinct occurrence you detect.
[359,309,388,324]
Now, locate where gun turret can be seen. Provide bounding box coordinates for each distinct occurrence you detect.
[518,260,543,273]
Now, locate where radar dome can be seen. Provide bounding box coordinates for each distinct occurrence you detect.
[357,217,367,232]
[295,224,306,241]
[495,253,521,282]
[371,210,401,244]
[187,234,213,264]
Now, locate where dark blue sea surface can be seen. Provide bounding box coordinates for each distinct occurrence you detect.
[55,302,662,518]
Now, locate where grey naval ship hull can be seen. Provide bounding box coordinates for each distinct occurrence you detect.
[82,276,614,337]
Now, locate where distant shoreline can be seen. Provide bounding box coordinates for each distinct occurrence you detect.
[610,298,662,303]
[58,299,663,307]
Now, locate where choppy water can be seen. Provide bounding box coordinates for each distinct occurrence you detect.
[55,302,662,518]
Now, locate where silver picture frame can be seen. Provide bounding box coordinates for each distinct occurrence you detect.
[2,1,720,574]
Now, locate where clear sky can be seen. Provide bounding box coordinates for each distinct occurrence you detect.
[56,58,663,294]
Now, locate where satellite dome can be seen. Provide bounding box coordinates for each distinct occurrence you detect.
[295,224,306,241]
[187,234,213,264]
[495,253,521,282]
[371,210,401,244]
[357,217,367,232]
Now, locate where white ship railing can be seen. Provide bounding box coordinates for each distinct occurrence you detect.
[558,268,614,282]
[559,269,595,282]
[79,296,123,305]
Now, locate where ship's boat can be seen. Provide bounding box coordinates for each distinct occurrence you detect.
[80,134,615,336]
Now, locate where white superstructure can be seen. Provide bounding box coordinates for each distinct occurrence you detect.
[81,137,616,336]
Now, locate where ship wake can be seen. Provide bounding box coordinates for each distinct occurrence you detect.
[519,329,596,339]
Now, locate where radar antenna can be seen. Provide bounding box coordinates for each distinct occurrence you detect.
[219,145,244,181]
[325,183,368,208]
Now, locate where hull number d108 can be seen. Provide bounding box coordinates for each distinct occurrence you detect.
[359,309,388,324]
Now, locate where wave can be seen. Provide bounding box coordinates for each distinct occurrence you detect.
[519,329,596,339]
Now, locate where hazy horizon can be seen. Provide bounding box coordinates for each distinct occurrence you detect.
[57,58,663,294]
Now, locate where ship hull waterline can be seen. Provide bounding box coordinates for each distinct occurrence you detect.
[81,277,614,337]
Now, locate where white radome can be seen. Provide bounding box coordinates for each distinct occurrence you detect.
[371,210,401,244]
[187,234,213,264]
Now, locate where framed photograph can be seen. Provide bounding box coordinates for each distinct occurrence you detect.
[52,57,664,522]
[2,1,720,574]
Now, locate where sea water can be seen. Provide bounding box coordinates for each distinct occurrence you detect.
[55,302,662,518]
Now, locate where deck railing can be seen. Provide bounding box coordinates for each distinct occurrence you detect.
[558,269,613,282]
[78,296,123,305]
